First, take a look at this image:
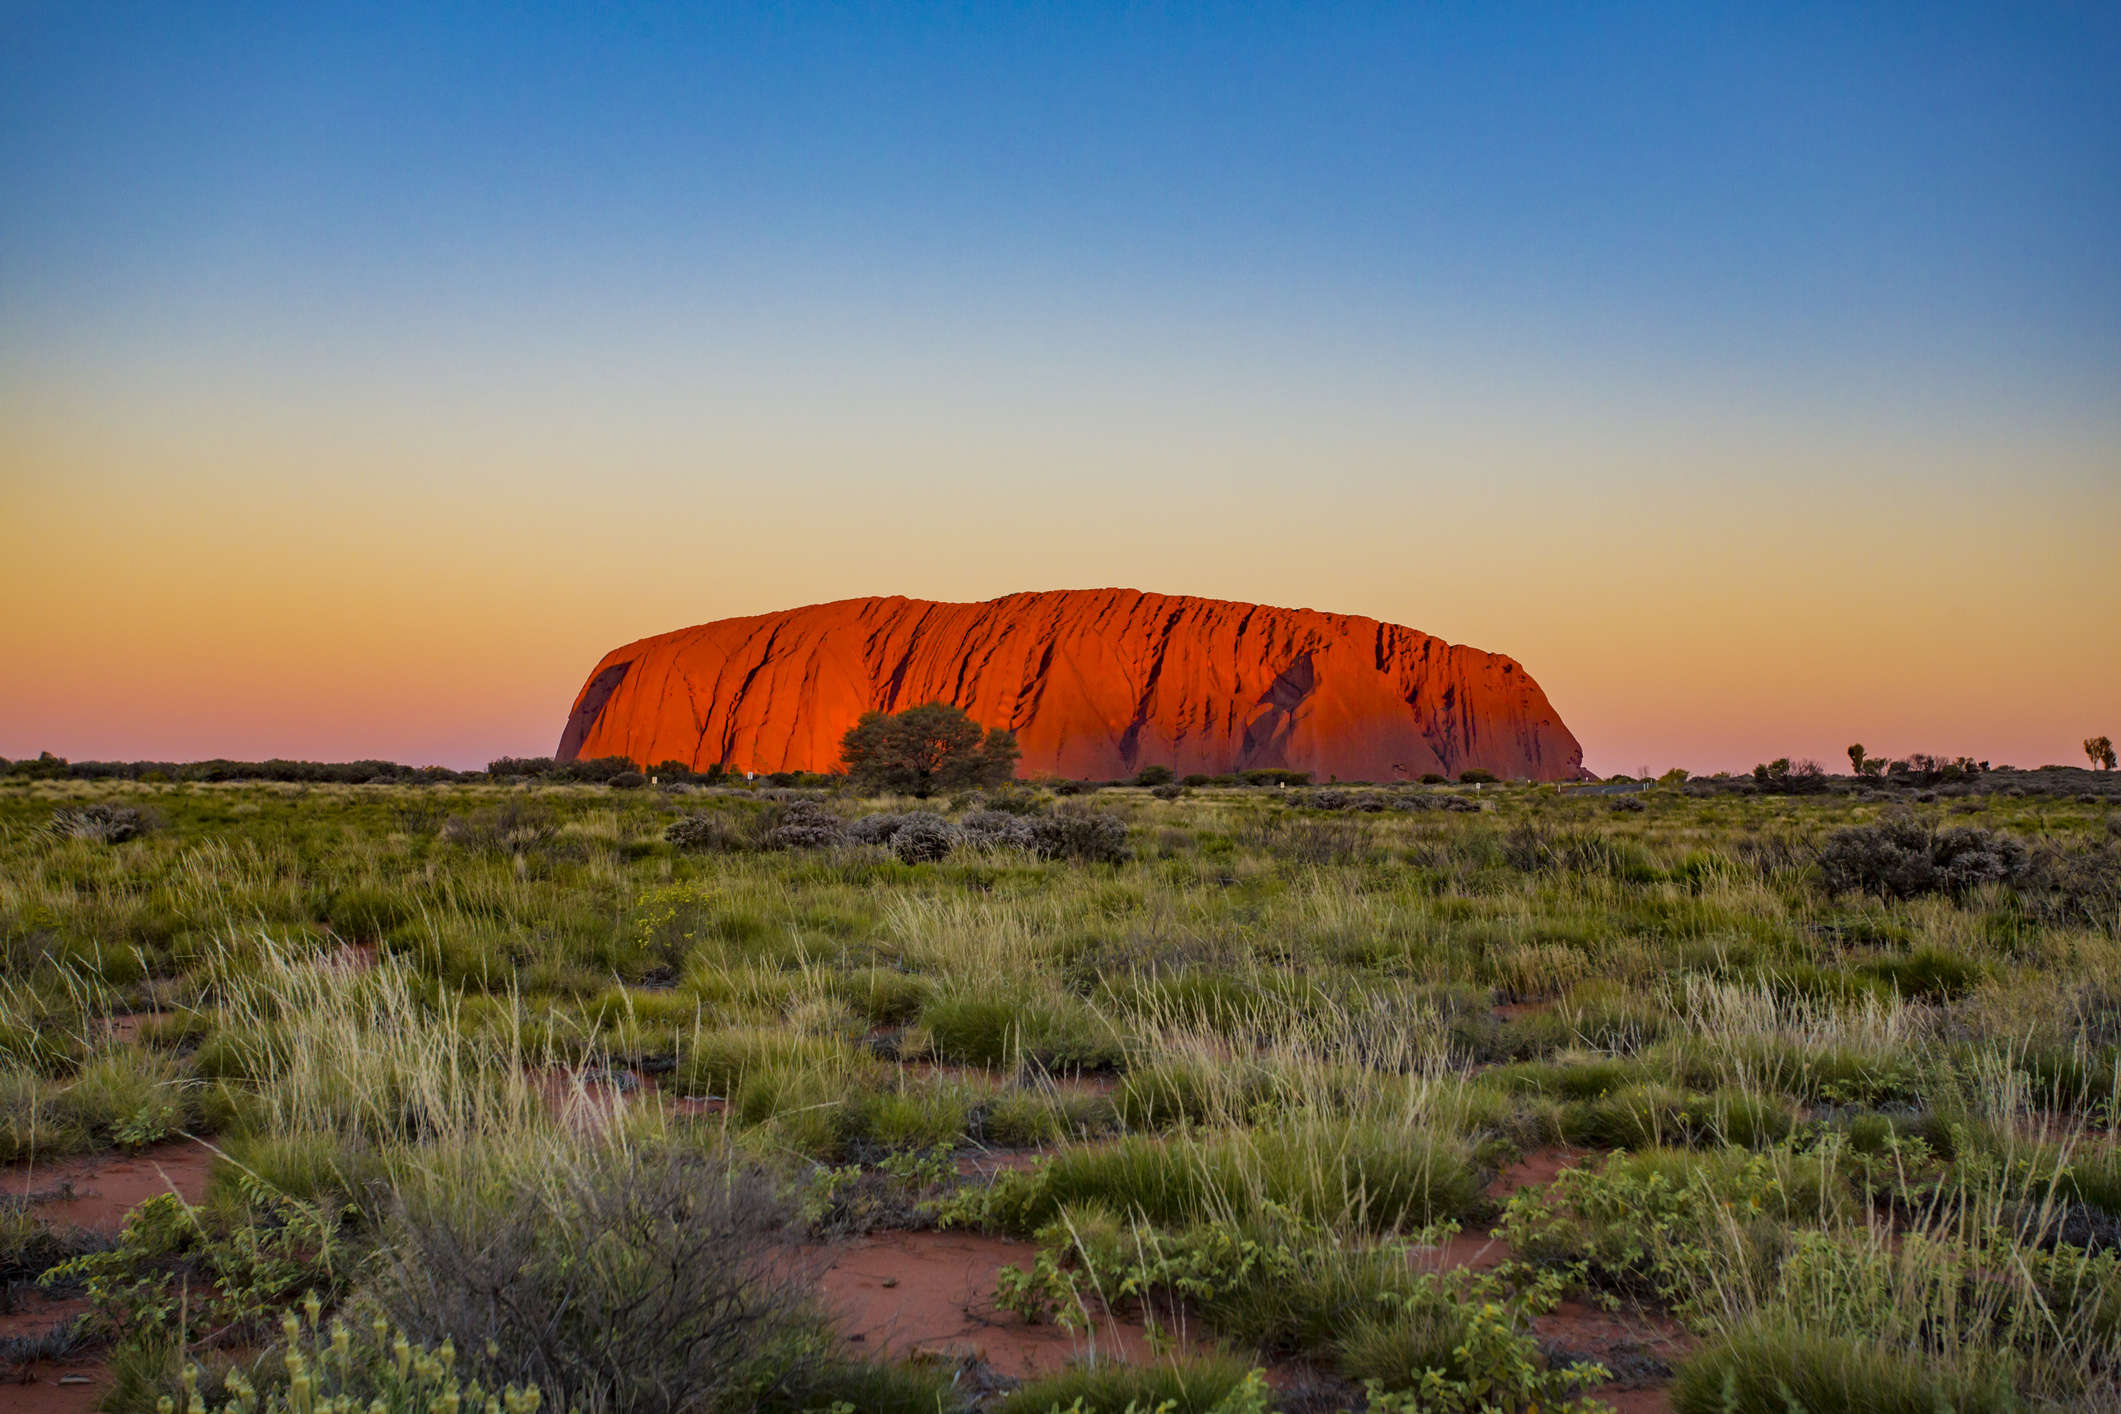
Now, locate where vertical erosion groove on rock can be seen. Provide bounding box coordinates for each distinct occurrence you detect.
[556,589,1589,781]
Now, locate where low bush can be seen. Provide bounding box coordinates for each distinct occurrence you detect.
[1818,815,2030,900]
[1555,1084,1793,1152]
[2017,840,2121,933]
[827,967,933,1026]
[1002,1358,1266,1414]
[1854,947,1986,1001]
[959,808,1037,848]
[377,1146,815,1414]
[439,803,557,855]
[1031,810,1131,864]
[962,1122,1483,1235]
[762,799,844,850]
[49,803,161,843]
[921,990,1119,1072]
[205,1131,388,1214]
[893,812,961,863]
[663,812,756,852]
[55,1047,197,1149]
[674,1028,868,1098]
[1671,1319,2021,1414]
[0,1069,87,1162]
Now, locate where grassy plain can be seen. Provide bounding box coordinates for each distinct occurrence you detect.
[3,769,2120,1413]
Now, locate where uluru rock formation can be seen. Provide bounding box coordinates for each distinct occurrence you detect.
[557,590,1588,782]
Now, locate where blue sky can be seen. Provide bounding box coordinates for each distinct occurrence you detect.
[7,4,2115,385]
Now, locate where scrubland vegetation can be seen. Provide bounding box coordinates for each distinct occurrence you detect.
[4,763,2121,1412]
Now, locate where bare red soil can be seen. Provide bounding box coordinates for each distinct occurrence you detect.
[2,1136,217,1229]
[3,1139,218,1413]
[819,1228,1208,1378]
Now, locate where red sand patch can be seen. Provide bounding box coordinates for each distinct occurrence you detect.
[2,1137,217,1232]
[1,1141,252,1413]
[1415,1228,1512,1273]
[1487,1145,1594,1201]
[3,1361,108,1414]
[819,1229,1205,1377]
[1,1295,98,1411]
[1537,1298,1689,1412]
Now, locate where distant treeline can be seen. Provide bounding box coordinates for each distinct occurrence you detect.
[0,750,841,788]
[486,758,850,787]
[0,752,481,784]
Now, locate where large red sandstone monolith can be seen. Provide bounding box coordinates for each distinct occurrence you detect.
[556,589,1587,782]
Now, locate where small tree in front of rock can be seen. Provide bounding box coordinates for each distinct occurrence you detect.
[839,702,1020,797]
[2088,736,2116,772]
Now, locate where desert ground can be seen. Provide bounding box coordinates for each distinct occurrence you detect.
[5,766,2121,1413]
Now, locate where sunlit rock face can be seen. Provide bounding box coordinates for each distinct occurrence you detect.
[557,589,1589,782]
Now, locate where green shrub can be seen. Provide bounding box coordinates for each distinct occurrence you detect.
[2018,1046,2120,1110]
[1116,1054,1268,1129]
[323,885,416,940]
[578,986,702,1062]
[765,1359,958,1414]
[205,1132,388,1215]
[922,990,1119,1072]
[0,1070,87,1162]
[1556,1084,1792,1152]
[377,1147,819,1414]
[1724,1040,1925,1107]
[56,1048,196,1148]
[1487,1058,1653,1101]
[829,967,934,1025]
[1672,1320,2021,1414]
[1855,947,1987,1001]
[193,1022,293,1083]
[0,1011,80,1075]
[674,1028,869,1097]
[850,1086,968,1152]
[973,1122,1482,1234]
[1002,1357,1264,1414]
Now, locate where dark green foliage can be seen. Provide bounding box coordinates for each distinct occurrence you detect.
[1818,814,2031,899]
[979,1125,1483,1233]
[1751,758,1829,794]
[664,810,758,852]
[840,702,1020,796]
[765,1359,957,1414]
[921,992,1118,1072]
[376,1148,816,1414]
[2016,839,2121,933]
[323,885,416,941]
[1029,810,1131,863]
[1002,1357,1258,1414]
[1672,1322,2022,1414]
[1854,947,1986,1001]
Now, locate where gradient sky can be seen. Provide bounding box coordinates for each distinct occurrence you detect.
[3,3,2116,775]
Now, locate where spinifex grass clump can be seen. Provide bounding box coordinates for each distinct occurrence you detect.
[4,772,2121,1409]
[952,1118,1484,1235]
